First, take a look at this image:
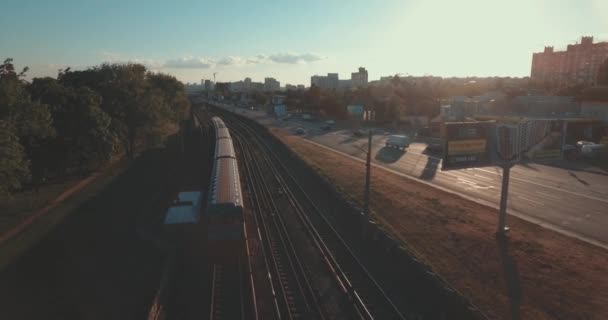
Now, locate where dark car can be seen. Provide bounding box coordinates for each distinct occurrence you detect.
[321,124,332,131]
[353,129,366,137]
[426,142,443,154]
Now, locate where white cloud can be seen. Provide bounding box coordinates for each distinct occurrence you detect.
[166,52,324,68]
[96,51,325,72]
[267,52,324,64]
[164,57,214,69]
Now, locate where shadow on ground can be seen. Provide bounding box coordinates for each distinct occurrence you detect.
[419,156,440,180]
[375,147,406,164]
[0,147,178,320]
[497,236,522,320]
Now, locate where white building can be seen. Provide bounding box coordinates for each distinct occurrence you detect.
[351,67,368,87]
[311,73,339,89]
[264,77,280,92]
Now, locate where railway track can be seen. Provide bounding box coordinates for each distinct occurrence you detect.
[221,111,407,320]
[209,261,246,320]
[234,130,326,320]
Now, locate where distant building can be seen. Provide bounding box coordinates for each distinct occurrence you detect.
[244,77,252,91]
[285,84,297,91]
[339,79,352,89]
[215,82,230,93]
[311,73,339,89]
[204,79,213,91]
[264,77,280,92]
[327,73,339,89]
[531,36,608,88]
[580,86,608,124]
[351,67,368,87]
[297,84,305,90]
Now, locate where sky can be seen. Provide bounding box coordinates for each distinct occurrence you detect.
[1,0,607,85]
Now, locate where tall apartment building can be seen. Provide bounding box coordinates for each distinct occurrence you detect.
[531,36,608,88]
[264,77,280,92]
[351,67,368,87]
[311,73,339,89]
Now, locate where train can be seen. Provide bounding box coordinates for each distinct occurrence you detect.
[206,116,245,262]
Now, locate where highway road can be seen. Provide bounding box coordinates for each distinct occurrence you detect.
[220,105,608,247]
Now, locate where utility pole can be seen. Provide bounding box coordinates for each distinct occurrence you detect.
[497,163,512,236]
[363,114,373,215]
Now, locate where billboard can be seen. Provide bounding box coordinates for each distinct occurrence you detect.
[523,120,565,161]
[347,105,364,119]
[273,105,286,118]
[442,121,493,170]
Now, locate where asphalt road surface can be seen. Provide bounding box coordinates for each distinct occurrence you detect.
[220,105,608,247]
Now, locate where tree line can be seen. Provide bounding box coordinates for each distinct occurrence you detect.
[1,58,190,196]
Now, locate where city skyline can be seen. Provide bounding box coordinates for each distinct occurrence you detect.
[2,0,607,84]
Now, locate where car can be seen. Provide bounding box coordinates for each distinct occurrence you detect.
[353,129,366,136]
[295,127,306,135]
[426,142,443,153]
[325,120,335,125]
[385,135,410,150]
[321,124,332,131]
[581,143,604,156]
[576,141,595,148]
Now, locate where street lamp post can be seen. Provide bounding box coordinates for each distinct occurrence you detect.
[363,126,372,215]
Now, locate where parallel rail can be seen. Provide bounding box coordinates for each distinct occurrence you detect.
[235,129,326,320]
[209,262,246,320]
[223,111,407,320]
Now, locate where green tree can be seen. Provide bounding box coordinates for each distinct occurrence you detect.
[60,63,155,159]
[0,120,30,196]
[1,58,55,192]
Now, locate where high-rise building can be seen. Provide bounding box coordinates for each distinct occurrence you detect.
[204,79,214,91]
[351,67,368,87]
[264,77,280,92]
[311,73,339,89]
[244,77,252,91]
[531,36,608,88]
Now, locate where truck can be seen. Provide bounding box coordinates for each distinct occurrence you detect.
[385,135,410,150]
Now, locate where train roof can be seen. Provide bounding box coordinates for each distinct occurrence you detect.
[208,157,243,213]
[215,137,236,159]
[212,116,227,128]
[216,127,231,139]
[164,191,203,224]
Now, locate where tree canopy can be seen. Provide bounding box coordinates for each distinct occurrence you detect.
[0,58,190,196]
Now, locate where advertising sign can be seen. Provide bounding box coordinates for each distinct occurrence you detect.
[347,105,364,119]
[442,121,492,170]
[273,105,286,118]
[524,120,565,161]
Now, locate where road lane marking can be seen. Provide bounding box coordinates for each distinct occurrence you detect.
[518,196,544,205]
[475,167,608,204]
[535,191,560,199]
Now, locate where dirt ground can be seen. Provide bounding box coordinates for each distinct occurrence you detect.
[272,128,608,320]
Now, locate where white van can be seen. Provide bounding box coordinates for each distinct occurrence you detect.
[386,135,410,150]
